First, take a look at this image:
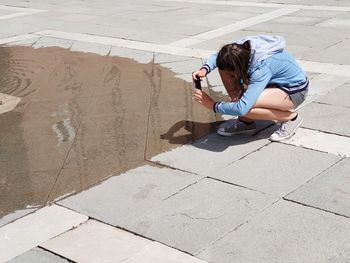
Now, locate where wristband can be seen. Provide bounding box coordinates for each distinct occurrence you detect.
[200,64,210,75]
[213,102,220,113]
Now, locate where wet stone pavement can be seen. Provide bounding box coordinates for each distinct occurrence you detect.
[0,46,218,220]
[1,0,350,262]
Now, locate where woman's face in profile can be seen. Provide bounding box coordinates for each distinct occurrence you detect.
[219,69,236,80]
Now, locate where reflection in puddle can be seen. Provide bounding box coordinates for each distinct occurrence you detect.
[0,46,221,221]
[52,118,76,145]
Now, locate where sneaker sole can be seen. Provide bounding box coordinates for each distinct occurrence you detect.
[269,131,296,142]
[269,119,303,142]
[217,129,256,137]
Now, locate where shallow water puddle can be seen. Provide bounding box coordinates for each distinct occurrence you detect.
[0,46,218,220]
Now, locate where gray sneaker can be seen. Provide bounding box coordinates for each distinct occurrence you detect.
[269,114,303,142]
[217,119,256,136]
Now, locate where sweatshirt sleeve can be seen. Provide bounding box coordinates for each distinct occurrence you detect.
[214,66,272,116]
[202,53,218,74]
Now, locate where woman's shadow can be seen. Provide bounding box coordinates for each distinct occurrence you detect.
[160,120,275,152]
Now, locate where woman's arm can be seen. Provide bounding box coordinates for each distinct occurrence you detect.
[202,53,218,74]
[214,67,271,116]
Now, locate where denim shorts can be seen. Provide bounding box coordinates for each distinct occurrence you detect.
[289,88,308,108]
[274,79,309,108]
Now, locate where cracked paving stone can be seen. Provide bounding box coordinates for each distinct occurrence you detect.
[118,178,277,255]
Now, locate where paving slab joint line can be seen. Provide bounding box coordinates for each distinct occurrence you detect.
[43,106,88,206]
[282,197,350,219]
[143,52,156,161]
[301,126,350,140]
[225,141,272,167]
[44,93,135,204]
[37,246,76,263]
[0,5,46,13]
[312,101,350,110]
[53,203,91,218]
[145,159,200,176]
[29,36,40,47]
[162,178,204,201]
[194,197,281,256]
[174,212,226,221]
[169,6,300,47]
[207,176,272,197]
[322,39,346,50]
[49,166,119,204]
[281,141,347,158]
[67,215,199,259]
[156,58,192,65]
[0,208,39,229]
[278,139,342,157]
[53,203,158,241]
[156,0,350,11]
[282,157,345,199]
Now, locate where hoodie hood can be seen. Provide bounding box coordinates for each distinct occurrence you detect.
[236,35,286,68]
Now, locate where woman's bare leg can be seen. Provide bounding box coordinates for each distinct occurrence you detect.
[218,71,297,122]
[244,108,296,121]
[217,85,301,139]
[243,87,297,121]
[253,87,295,111]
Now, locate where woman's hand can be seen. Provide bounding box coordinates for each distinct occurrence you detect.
[192,68,207,83]
[193,89,215,110]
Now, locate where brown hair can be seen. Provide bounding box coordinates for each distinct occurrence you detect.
[216,40,251,98]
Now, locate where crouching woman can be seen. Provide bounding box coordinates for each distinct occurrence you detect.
[192,35,308,141]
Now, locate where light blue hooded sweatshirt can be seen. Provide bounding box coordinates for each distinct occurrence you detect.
[202,35,308,116]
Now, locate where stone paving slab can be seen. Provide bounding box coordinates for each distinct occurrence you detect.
[212,143,341,196]
[120,178,277,255]
[281,128,350,158]
[8,247,70,263]
[32,36,74,49]
[0,208,37,228]
[206,70,223,88]
[4,36,39,46]
[151,133,269,176]
[301,73,350,107]
[272,15,324,25]
[292,9,342,18]
[316,17,350,28]
[1,0,350,262]
[315,82,350,108]
[41,219,152,263]
[0,169,59,225]
[299,102,350,137]
[70,41,111,56]
[197,200,350,263]
[300,37,350,65]
[58,165,203,226]
[110,46,153,64]
[154,53,194,64]
[0,9,13,16]
[0,205,88,262]
[124,242,207,263]
[0,34,37,45]
[0,23,43,39]
[286,158,350,217]
[158,58,203,75]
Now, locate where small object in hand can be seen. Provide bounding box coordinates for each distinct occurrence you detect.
[194,76,201,90]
